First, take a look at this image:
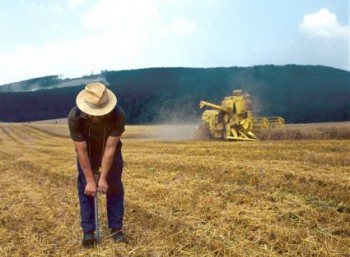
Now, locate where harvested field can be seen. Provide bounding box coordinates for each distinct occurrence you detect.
[0,123,349,256]
[27,120,350,140]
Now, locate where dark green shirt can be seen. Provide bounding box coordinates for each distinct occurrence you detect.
[67,106,125,169]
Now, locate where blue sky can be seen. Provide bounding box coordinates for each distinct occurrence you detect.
[0,0,348,84]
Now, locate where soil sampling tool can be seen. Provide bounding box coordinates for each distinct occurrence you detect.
[94,173,100,244]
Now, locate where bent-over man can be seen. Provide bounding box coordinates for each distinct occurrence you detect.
[67,82,126,247]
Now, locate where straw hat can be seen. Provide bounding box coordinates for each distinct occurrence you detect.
[76,83,117,116]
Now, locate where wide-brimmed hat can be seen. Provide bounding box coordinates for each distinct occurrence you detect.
[76,83,117,116]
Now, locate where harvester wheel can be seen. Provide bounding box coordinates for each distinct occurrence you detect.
[222,126,229,141]
[222,130,228,141]
[222,126,234,141]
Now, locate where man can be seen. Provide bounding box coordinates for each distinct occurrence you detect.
[67,82,126,247]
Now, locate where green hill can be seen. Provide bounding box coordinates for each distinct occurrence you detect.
[0,65,349,124]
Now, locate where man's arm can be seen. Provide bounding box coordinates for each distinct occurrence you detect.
[98,136,121,193]
[74,141,97,197]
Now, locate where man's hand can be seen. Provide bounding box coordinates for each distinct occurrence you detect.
[85,180,97,196]
[99,135,120,194]
[98,177,109,194]
[74,141,97,197]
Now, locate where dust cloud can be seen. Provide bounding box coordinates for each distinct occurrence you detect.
[153,123,199,140]
[150,102,202,140]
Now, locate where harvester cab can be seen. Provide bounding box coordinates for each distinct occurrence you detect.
[198,90,258,141]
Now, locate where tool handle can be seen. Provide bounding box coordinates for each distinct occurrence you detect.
[94,192,99,244]
[94,172,100,244]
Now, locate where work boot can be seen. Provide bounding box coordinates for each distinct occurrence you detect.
[111,229,127,243]
[82,231,96,248]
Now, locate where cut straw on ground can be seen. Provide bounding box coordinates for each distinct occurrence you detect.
[0,123,349,256]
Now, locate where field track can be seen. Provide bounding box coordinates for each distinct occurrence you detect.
[0,123,349,256]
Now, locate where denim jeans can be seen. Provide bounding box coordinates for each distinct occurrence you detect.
[77,143,124,232]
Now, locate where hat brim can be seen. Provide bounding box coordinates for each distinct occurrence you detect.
[76,88,117,116]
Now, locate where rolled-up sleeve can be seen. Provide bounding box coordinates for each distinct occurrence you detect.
[67,107,85,142]
[109,107,126,137]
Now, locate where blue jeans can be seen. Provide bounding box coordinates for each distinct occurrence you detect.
[77,146,124,232]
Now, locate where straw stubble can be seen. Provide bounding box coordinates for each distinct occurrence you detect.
[0,123,349,256]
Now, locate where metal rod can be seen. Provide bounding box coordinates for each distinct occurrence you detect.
[94,173,100,244]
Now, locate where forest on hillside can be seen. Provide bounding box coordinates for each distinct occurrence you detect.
[0,65,349,124]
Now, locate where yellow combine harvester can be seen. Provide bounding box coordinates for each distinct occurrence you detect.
[198,90,284,141]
